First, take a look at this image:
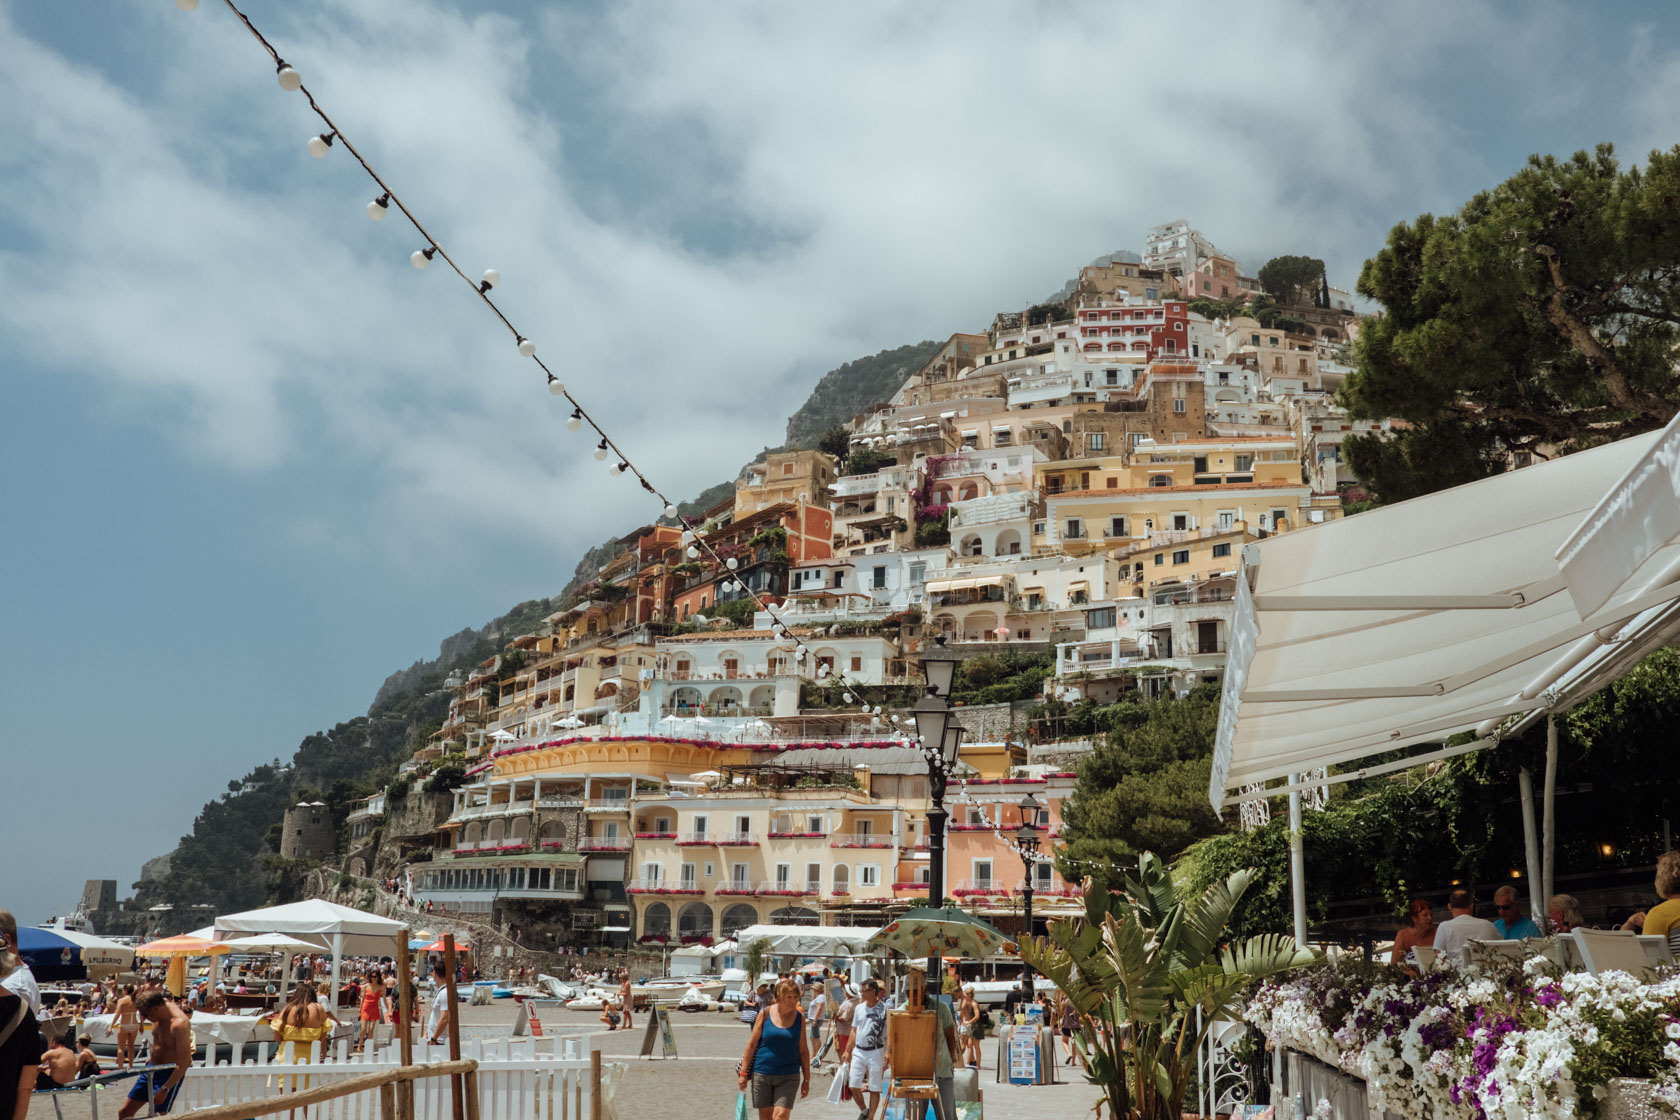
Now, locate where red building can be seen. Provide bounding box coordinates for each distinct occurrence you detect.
[1077,300,1189,360]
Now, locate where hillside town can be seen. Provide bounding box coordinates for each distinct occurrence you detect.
[268,223,1388,957]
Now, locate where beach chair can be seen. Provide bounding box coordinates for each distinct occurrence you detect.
[36,1065,174,1120]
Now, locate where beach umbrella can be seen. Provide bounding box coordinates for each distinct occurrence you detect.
[867,907,1016,961]
[16,928,89,982]
[137,935,232,956]
[217,934,327,954]
[420,938,470,952]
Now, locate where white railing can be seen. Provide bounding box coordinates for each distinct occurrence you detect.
[172,1036,603,1120]
[828,832,897,848]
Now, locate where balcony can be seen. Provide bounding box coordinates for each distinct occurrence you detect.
[758,880,821,897]
[451,842,534,858]
[951,877,1003,896]
[766,830,827,840]
[576,836,632,852]
[714,881,758,896]
[586,798,632,812]
[676,832,716,847]
[627,879,705,896]
[634,831,677,840]
[535,796,584,810]
[718,832,758,846]
[828,833,896,849]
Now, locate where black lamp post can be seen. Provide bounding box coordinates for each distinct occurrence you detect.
[1014,792,1046,1002]
[914,636,965,981]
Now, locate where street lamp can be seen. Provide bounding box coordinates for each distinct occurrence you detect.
[1013,792,1046,1002]
[914,635,967,980]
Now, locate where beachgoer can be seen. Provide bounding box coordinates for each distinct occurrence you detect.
[355,973,388,1053]
[1390,897,1437,964]
[118,990,190,1117]
[617,972,633,1032]
[110,985,140,1071]
[425,960,452,1047]
[738,979,809,1120]
[74,1035,100,1079]
[957,987,980,1069]
[1058,994,1082,1067]
[0,982,43,1120]
[1548,893,1585,934]
[36,1035,78,1089]
[0,914,39,1018]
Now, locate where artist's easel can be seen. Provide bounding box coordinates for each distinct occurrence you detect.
[886,971,944,1120]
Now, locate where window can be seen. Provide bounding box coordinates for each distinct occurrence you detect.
[692,815,708,839]
[1065,519,1085,540]
[808,815,825,833]
[1272,508,1288,527]
[731,863,750,886]
[1105,369,1119,386]
[1086,607,1116,629]
[703,861,714,877]
[1173,549,1190,565]
[973,859,994,888]
[872,566,887,589]
[1235,454,1253,471]
[775,864,792,888]
[680,863,696,887]
[1108,516,1127,538]
[1212,543,1232,558]
[782,462,794,475]
[655,816,671,833]
[1062,420,1072,434]
[1154,553,1164,566]
[859,865,880,887]
[805,862,822,890]
[908,560,927,585]
[642,862,662,883]
[1251,333,1261,346]
[850,655,862,672]
[856,819,872,837]
[1172,514,1189,530]
[1034,862,1054,890]
[1088,432,1105,451]
[995,429,1013,446]
[736,815,751,836]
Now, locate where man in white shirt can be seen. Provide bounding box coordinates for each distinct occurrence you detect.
[1432,889,1501,965]
[424,959,452,1046]
[844,980,889,1120]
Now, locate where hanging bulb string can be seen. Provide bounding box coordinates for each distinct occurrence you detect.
[203,0,897,720]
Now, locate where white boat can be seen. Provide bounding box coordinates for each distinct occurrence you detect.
[627,977,726,1002]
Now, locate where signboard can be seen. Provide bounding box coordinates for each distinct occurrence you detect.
[1007,1024,1040,1085]
[640,1006,678,1059]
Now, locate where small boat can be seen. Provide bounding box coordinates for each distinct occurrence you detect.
[631,976,725,1002]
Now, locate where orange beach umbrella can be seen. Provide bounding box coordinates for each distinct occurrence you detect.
[136,935,233,956]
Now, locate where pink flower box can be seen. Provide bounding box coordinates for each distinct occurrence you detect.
[767,832,825,839]
[635,832,677,839]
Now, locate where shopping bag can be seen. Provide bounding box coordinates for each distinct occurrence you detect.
[827,1065,847,1105]
[733,1090,749,1120]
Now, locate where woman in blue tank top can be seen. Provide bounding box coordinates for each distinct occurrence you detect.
[737,979,811,1119]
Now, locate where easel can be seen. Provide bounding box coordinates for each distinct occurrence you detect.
[885,972,946,1120]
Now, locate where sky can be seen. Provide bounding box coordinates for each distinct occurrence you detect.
[4,0,1680,925]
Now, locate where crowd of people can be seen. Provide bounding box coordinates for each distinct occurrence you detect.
[1388,852,1680,966]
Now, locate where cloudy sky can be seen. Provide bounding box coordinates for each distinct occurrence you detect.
[4,0,1678,924]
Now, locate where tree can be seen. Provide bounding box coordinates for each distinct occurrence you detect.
[1257,255,1327,307]
[1342,144,1680,503]
[1055,687,1229,889]
[1022,854,1316,1120]
[816,425,851,465]
[844,447,895,477]
[743,938,770,982]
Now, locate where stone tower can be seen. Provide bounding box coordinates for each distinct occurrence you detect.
[280,801,336,860]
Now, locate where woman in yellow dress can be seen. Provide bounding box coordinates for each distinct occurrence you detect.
[267,982,335,1090]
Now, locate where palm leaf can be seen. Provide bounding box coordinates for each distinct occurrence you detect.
[1176,868,1256,969]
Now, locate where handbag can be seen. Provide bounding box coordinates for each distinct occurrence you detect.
[733,1090,749,1120]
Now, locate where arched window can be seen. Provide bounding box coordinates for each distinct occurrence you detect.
[768,906,820,926]
[642,902,671,938]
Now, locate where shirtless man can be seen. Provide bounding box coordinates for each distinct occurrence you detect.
[617,972,633,1031]
[119,991,191,1117]
[36,1034,80,1089]
[110,984,140,1070]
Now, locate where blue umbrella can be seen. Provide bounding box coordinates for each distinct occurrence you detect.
[16,927,86,982]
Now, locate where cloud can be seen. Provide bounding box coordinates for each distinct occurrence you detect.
[0,0,1642,570]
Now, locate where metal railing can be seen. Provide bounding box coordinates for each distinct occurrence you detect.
[828,833,897,848]
[575,836,632,851]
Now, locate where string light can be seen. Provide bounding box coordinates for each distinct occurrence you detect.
[193,0,900,724]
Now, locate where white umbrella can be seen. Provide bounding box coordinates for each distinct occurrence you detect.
[56,931,134,975]
[217,934,329,954]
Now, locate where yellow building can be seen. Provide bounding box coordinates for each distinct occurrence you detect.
[736,450,838,515]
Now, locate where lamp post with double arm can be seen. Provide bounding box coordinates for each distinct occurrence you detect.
[1012,792,1046,1002]
[913,636,966,981]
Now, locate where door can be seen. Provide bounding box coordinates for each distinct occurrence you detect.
[1197,621,1219,654]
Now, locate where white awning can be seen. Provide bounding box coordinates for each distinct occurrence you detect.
[1211,421,1680,810]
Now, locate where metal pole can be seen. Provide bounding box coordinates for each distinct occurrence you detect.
[1517,767,1544,926]
[1020,869,1034,1003]
[1288,784,1307,948]
[1542,715,1558,927]
[396,930,415,1120]
[927,770,948,981]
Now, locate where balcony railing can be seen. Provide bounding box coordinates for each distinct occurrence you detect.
[828,833,897,849]
[626,879,705,895]
[766,830,827,840]
[576,836,632,852]
[718,832,758,846]
[759,881,821,896]
[714,881,758,896]
[676,832,715,846]
[586,798,633,811]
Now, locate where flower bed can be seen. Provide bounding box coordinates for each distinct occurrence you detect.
[635,832,677,839]
[767,831,826,839]
[626,886,704,895]
[1246,955,1680,1119]
[715,886,757,895]
[831,841,895,848]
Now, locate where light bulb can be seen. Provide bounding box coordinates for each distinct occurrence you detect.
[411,248,434,270]
[567,410,583,432]
[726,557,738,570]
[517,337,536,358]
[481,269,500,291]
[686,546,699,560]
[842,692,854,704]
[276,63,302,91]
[367,194,389,221]
[547,379,566,397]
[175,0,200,10]
[307,132,333,158]
[664,504,678,517]
[613,461,629,476]
[593,440,609,461]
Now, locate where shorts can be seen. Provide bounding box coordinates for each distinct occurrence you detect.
[848,1047,885,1092]
[751,1072,800,1109]
[128,1071,183,1114]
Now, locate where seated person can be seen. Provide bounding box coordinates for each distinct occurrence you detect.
[75,1035,101,1079]
[1548,893,1585,934]
[1432,889,1499,965]
[1627,851,1680,953]
[1390,897,1437,964]
[36,1033,81,1089]
[1492,885,1541,939]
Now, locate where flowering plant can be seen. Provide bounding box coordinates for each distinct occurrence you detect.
[1246,955,1680,1120]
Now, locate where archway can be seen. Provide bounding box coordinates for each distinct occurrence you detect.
[932,613,958,639]
[670,686,702,711]
[719,904,759,939]
[642,902,671,939]
[769,906,820,926]
[994,529,1021,556]
[539,817,566,842]
[464,821,482,844]
[957,483,979,501]
[708,685,743,713]
[958,534,983,558]
[964,611,1000,642]
[678,902,715,941]
[510,817,530,842]
[748,684,775,710]
[487,818,506,844]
